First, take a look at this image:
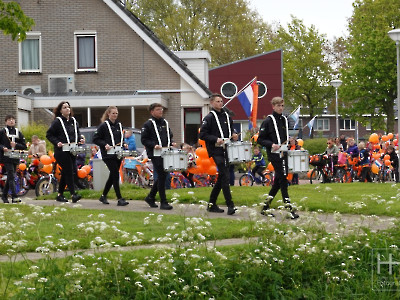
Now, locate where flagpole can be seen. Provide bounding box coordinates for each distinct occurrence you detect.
[288,105,301,117]
[222,76,257,108]
[302,115,317,130]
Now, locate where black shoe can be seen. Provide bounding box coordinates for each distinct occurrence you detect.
[160,202,173,210]
[145,196,158,208]
[207,204,224,213]
[99,195,109,205]
[261,210,275,217]
[290,211,300,219]
[56,195,68,202]
[117,198,129,206]
[227,206,237,215]
[12,197,21,203]
[71,194,81,203]
[2,194,9,204]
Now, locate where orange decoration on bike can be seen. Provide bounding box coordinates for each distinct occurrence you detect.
[198,139,206,148]
[82,165,91,173]
[77,168,88,178]
[388,133,394,140]
[371,164,379,174]
[195,147,208,158]
[40,155,52,165]
[42,164,53,174]
[18,163,27,171]
[369,133,379,144]
[208,165,217,175]
[385,160,392,166]
[381,135,389,142]
[200,158,212,170]
[267,162,274,171]
[32,159,40,166]
[384,154,390,161]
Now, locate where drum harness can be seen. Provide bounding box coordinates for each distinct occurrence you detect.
[268,114,289,175]
[105,121,123,148]
[57,117,78,145]
[210,110,231,148]
[4,127,19,150]
[150,118,170,149]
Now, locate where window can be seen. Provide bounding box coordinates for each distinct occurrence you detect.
[19,32,41,73]
[340,119,355,130]
[74,31,97,72]
[315,119,329,131]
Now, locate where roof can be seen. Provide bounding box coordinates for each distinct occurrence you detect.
[105,0,212,98]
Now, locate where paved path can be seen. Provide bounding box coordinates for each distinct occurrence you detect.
[0,197,397,262]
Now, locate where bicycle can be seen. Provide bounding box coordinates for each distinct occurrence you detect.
[309,154,346,184]
[123,158,153,188]
[239,162,273,186]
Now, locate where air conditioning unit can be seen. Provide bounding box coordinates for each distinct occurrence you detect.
[21,85,42,95]
[48,74,76,93]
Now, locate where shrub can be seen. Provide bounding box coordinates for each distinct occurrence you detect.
[20,122,50,150]
[303,138,326,155]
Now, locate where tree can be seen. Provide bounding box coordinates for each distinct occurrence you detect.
[127,0,269,66]
[340,0,400,132]
[0,1,34,41]
[263,17,335,136]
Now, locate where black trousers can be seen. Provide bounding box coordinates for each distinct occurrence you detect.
[269,158,289,200]
[148,156,167,202]
[103,157,123,199]
[252,165,265,179]
[3,161,18,197]
[55,150,77,195]
[209,154,234,207]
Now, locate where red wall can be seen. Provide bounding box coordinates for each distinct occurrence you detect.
[209,49,283,121]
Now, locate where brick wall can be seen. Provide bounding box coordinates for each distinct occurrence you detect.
[0,95,18,125]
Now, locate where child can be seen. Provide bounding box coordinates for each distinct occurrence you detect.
[358,141,372,182]
[181,143,195,187]
[252,146,266,182]
[387,145,399,183]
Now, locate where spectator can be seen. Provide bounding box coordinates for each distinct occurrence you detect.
[124,129,136,151]
[28,135,46,159]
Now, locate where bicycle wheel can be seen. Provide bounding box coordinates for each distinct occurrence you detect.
[239,174,254,186]
[334,168,346,183]
[35,177,57,196]
[15,176,29,196]
[309,168,322,184]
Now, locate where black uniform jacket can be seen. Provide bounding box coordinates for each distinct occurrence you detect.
[93,119,124,160]
[46,116,81,153]
[199,108,234,158]
[257,111,288,162]
[0,126,27,163]
[141,116,173,158]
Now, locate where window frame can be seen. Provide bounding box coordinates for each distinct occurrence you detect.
[340,119,356,130]
[315,118,330,131]
[19,32,42,73]
[74,31,98,72]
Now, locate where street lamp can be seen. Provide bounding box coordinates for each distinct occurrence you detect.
[330,79,342,138]
[388,29,400,139]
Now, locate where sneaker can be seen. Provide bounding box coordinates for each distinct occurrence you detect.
[99,195,109,205]
[11,197,21,203]
[2,194,9,204]
[56,195,68,202]
[117,198,129,206]
[261,210,275,217]
[290,211,300,219]
[71,194,82,203]
[145,196,158,208]
[160,202,173,210]
[207,204,224,213]
[227,206,237,215]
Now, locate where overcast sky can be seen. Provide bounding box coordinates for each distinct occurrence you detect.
[248,0,355,39]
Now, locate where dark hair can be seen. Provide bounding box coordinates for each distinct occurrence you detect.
[4,115,15,122]
[53,101,73,119]
[148,103,163,112]
[101,106,118,123]
[209,93,223,101]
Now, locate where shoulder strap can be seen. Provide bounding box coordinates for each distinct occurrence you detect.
[57,117,78,144]
[267,115,289,145]
[149,118,170,147]
[105,121,124,147]
[210,111,231,139]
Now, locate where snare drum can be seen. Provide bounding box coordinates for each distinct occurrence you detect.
[226,141,252,164]
[4,150,26,159]
[107,146,123,155]
[62,143,78,152]
[116,149,137,159]
[161,149,188,171]
[287,150,309,172]
[70,145,88,156]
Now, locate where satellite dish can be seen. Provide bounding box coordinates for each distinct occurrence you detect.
[220,82,237,99]
[257,81,267,98]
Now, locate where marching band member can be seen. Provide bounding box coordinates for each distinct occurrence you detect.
[93,106,129,206]
[0,115,27,203]
[46,101,82,203]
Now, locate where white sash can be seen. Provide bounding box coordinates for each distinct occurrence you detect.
[4,127,19,150]
[57,117,78,144]
[150,118,170,147]
[268,114,289,146]
[105,120,123,147]
[210,111,231,139]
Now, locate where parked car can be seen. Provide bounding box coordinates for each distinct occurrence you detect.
[80,127,144,154]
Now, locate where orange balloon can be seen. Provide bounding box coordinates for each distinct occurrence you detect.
[208,165,217,175]
[394,139,398,146]
[40,155,52,165]
[48,150,53,157]
[388,133,394,140]
[195,147,208,159]
[382,135,389,142]
[198,139,206,148]
[267,162,274,172]
[369,133,379,144]
[372,152,380,160]
[200,158,212,170]
[384,154,390,161]
[297,139,304,147]
[195,157,202,166]
[42,164,53,174]
[371,164,379,174]
[18,163,27,171]
[374,144,381,150]
[82,165,91,173]
[187,166,198,174]
[32,158,40,166]
[385,160,392,166]
[77,168,88,178]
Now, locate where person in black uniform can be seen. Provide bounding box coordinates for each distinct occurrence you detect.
[46,101,82,203]
[93,106,129,206]
[141,103,174,210]
[0,115,27,203]
[199,94,237,215]
[257,96,299,219]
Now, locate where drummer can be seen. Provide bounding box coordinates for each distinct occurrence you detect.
[93,106,129,206]
[46,101,82,203]
[199,94,238,215]
[0,115,27,203]
[141,103,175,210]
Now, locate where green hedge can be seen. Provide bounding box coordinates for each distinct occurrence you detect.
[303,138,326,155]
